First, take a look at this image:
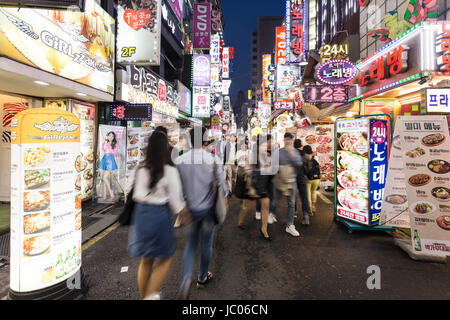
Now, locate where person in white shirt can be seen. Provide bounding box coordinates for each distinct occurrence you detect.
[128,131,189,300]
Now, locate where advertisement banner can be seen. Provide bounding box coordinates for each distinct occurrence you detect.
[276,64,301,101]
[262,54,272,104]
[0,1,115,93]
[398,116,450,256]
[335,119,370,225]
[211,33,221,64]
[10,108,81,293]
[304,86,348,103]
[117,0,161,65]
[110,104,152,121]
[380,123,410,228]
[368,119,389,225]
[297,125,335,188]
[95,125,126,204]
[70,101,95,201]
[276,26,286,65]
[177,80,192,116]
[222,47,230,79]
[193,2,211,49]
[192,86,210,118]
[166,0,183,23]
[286,0,305,63]
[193,54,211,87]
[162,0,184,47]
[125,127,153,196]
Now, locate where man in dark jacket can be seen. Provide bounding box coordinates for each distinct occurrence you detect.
[294,139,311,225]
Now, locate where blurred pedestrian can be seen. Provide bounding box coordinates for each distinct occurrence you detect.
[175,127,229,299]
[303,145,321,216]
[294,139,311,223]
[128,131,189,300]
[224,134,237,195]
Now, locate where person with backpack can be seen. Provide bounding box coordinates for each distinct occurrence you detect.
[270,133,303,237]
[303,145,321,216]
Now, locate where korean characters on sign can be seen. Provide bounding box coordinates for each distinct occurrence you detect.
[304,86,348,103]
[427,89,450,113]
[262,54,272,104]
[286,0,304,63]
[316,59,357,85]
[193,86,211,118]
[276,26,286,65]
[319,43,349,62]
[359,45,409,86]
[222,47,230,79]
[193,3,211,49]
[436,22,450,72]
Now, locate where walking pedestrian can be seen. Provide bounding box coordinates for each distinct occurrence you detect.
[237,135,273,240]
[270,133,303,237]
[128,131,189,300]
[303,145,321,216]
[224,134,237,195]
[294,139,311,224]
[175,127,229,300]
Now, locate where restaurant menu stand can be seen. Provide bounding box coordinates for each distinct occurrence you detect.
[334,115,395,234]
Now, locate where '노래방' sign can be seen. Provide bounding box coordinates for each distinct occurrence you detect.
[316,59,357,85]
[285,0,305,63]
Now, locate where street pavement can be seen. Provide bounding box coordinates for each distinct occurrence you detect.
[80,191,450,300]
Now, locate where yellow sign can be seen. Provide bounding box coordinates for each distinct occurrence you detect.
[11,108,80,144]
[319,43,349,62]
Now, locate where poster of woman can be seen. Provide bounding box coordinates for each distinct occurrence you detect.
[96,125,126,203]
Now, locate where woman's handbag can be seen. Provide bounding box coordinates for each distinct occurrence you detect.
[119,187,135,226]
[213,161,227,225]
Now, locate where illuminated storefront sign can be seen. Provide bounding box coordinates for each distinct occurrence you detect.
[211,33,221,64]
[274,101,294,110]
[319,43,349,62]
[167,0,183,23]
[110,104,152,121]
[304,85,349,103]
[316,59,357,85]
[426,88,450,113]
[193,54,211,86]
[276,64,300,101]
[162,0,184,47]
[222,47,230,79]
[436,22,450,72]
[286,0,305,63]
[193,2,211,49]
[192,86,210,118]
[276,26,286,65]
[262,54,272,104]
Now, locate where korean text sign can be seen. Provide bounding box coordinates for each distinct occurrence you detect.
[276,26,286,65]
[193,54,211,87]
[369,119,389,225]
[10,108,81,293]
[427,88,450,113]
[262,54,272,104]
[117,0,162,65]
[192,86,211,118]
[304,86,348,103]
[193,3,211,49]
[286,0,304,63]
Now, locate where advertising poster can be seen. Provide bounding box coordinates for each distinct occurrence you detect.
[380,123,410,228]
[71,101,96,201]
[398,116,450,256]
[192,86,210,118]
[193,2,211,49]
[177,80,192,116]
[335,119,371,225]
[95,125,126,203]
[297,125,334,188]
[193,54,211,86]
[276,64,301,101]
[125,127,152,196]
[0,1,115,93]
[262,54,272,104]
[10,108,81,293]
[117,0,162,65]
[368,119,389,225]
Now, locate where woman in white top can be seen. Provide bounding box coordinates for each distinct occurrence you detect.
[128,131,188,300]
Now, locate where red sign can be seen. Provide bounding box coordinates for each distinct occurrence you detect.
[337,208,368,224]
[123,9,152,31]
[437,23,450,72]
[358,45,409,87]
[158,80,166,102]
[276,26,286,65]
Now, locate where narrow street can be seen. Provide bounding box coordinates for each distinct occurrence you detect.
[80,192,450,300]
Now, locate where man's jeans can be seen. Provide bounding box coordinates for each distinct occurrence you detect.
[270,182,297,226]
[296,181,311,217]
[179,207,216,291]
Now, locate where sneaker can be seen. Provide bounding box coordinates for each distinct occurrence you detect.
[255,211,261,220]
[302,215,310,225]
[285,224,300,237]
[144,292,161,300]
[268,213,277,224]
[197,272,213,288]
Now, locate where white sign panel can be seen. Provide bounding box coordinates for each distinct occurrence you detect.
[192,86,211,118]
[427,88,450,113]
[211,34,221,64]
[222,47,230,79]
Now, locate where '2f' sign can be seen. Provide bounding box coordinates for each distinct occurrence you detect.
[366,265,381,290]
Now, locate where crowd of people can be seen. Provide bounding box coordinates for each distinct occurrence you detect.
[126,126,322,300]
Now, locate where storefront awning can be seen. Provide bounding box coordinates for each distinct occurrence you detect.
[0,57,114,103]
[318,103,358,121]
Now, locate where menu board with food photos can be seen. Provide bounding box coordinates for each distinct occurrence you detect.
[10,108,81,293]
[335,119,371,225]
[125,127,153,196]
[296,125,335,188]
[380,123,410,228]
[398,116,450,256]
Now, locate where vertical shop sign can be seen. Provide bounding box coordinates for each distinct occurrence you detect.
[222,47,230,79]
[167,0,183,23]
[286,0,305,63]
[399,116,450,256]
[193,2,211,49]
[368,119,389,225]
[276,64,301,101]
[117,0,162,65]
[436,22,450,72]
[262,54,272,104]
[276,26,286,65]
[211,34,221,64]
[193,54,211,86]
[192,86,211,118]
[10,109,81,293]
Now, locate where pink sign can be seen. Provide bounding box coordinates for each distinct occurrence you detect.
[371,121,387,144]
[194,3,211,49]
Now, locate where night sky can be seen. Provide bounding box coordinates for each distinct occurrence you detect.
[221,0,285,107]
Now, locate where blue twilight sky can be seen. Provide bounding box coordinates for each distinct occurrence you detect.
[221,0,285,107]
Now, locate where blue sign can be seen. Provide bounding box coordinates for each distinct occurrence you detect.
[368,119,389,225]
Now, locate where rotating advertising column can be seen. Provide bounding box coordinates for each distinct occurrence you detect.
[9,109,82,299]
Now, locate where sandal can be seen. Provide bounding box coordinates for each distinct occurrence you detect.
[196,272,213,288]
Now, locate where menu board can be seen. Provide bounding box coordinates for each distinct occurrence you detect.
[10,109,81,293]
[335,119,370,225]
[95,125,126,203]
[71,102,95,201]
[398,116,450,256]
[380,123,410,228]
[297,125,334,188]
[125,127,152,196]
